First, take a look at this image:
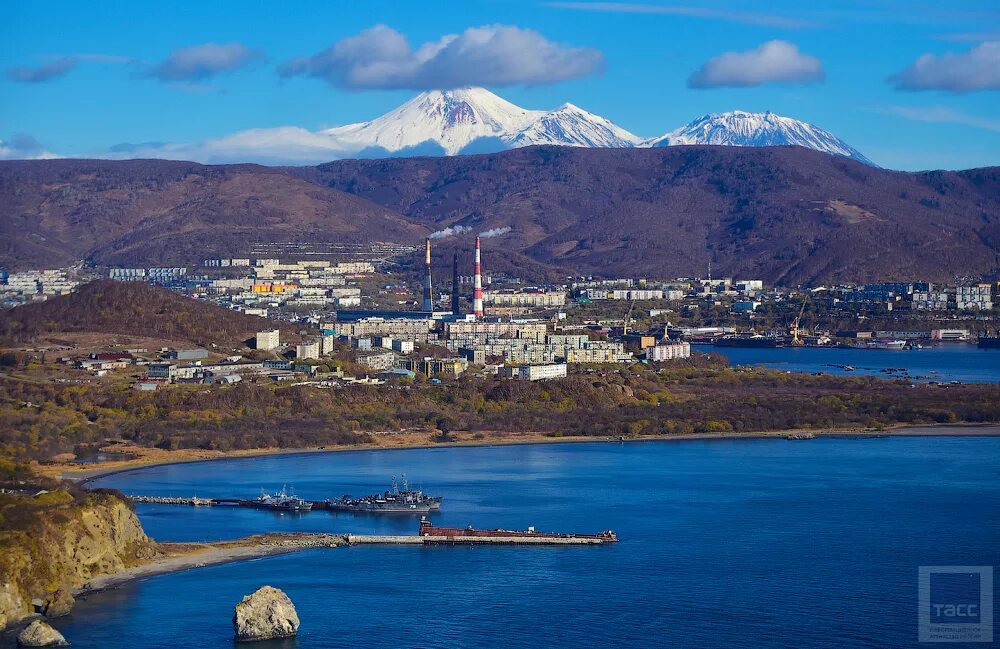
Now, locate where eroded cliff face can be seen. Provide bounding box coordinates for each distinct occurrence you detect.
[0,491,158,629]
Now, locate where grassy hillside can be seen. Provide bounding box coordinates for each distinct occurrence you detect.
[0,280,299,348]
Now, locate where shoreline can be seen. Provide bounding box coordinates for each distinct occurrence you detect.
[54,422,1000,484]
[77,533,345,597]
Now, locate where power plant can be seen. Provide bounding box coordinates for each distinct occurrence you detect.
[422,238,434,312]
[452,253,461,316]
[419,237,485,319]
[474,236,484,319]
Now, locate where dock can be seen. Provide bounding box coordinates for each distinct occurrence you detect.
[347,534,610,545]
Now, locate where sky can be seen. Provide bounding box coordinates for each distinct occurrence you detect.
[1,0,998,170]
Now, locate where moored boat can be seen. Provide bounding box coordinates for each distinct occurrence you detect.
[326,475,442,514]
[248,486,312,512]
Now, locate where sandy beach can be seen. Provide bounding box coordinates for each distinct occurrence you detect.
[78,533,345,596]
[48,422,1000,484]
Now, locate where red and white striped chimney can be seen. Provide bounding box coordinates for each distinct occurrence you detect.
[473,236,484,319]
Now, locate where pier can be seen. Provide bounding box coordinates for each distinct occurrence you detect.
[347,534,610,545]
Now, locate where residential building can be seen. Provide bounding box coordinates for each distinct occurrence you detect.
[358,351,396,371]
[646,342,692,361]
[256,330,280,351]
[397,357,469,378]
[296,341,321,360]
[500,363,568,381]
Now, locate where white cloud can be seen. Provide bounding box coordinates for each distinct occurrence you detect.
[6,57,78,83]
[890,42,1000,92]
[279,24,604,90]
[879,105,1000,133]
[688,40,824,88]
[545,2,818,29]
[106,127,351,165]
[145,43,264,81]
[0,134,60,160]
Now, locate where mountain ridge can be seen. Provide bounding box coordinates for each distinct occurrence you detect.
[3,146,997,284]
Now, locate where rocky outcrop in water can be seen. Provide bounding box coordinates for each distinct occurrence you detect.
[232,586,299,642]
[17,620,69,647]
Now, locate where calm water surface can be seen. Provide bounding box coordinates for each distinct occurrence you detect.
[59,437,1000,648]
[699,343,1000,383]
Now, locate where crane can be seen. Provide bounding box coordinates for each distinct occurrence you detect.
[790,296,808,346]
[623,300,636,337]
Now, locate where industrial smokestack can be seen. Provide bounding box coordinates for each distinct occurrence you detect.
[422,238,434,312]
[452,253,461,315]
[473,236,484,319]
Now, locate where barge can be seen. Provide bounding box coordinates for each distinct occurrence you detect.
[418,518,618,543]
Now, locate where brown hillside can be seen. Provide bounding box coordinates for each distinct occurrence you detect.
[2,148,999,284]
[0,159,428,269]
[299,146,1000,285]
[0,280,297,347]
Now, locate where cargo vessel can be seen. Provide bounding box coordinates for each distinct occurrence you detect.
[713,335,785,348]
[326,475,442,514]
[418,518,618,542]
[247,486,312,512]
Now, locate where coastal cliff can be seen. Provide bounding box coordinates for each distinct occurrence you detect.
[0,489,158,629]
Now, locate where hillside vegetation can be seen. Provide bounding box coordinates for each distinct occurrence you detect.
[3,148,999,283]
[1,362,997,462]
[0,280,298,347]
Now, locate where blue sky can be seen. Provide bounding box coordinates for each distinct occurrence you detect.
[1,0,998,170]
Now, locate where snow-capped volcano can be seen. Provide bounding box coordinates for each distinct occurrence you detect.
[322,87,639,155]
[105,89,875,166]
[643,111,874,165]
[324,88,540,155]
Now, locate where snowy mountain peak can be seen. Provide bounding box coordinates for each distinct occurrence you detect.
[324,87,542,155]
[512,102,642,149]
[643,110,873,165]
[322,87,640,156]
[305,91,873,164]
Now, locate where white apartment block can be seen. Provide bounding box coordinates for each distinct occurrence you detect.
[256,330,281,351]
[296,341,321,360]
[483,289,567,307]
[646,342,692,361]
[502,363,568,381]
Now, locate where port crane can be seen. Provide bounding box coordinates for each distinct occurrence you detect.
[623,300,636,336]
[790,296,808,346]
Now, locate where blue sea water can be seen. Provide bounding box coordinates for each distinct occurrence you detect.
[698,343,1000,383]
[59,437,1000,648]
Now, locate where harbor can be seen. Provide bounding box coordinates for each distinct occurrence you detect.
[127,476,444,513]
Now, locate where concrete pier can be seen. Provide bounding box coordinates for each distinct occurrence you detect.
[347,534,609,545]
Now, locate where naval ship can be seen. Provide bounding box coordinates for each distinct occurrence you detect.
[247,486,313,512]
[326,475,442,514]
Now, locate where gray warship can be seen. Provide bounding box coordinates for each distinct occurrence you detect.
[326,475,442,514]
[248,486,313,512]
